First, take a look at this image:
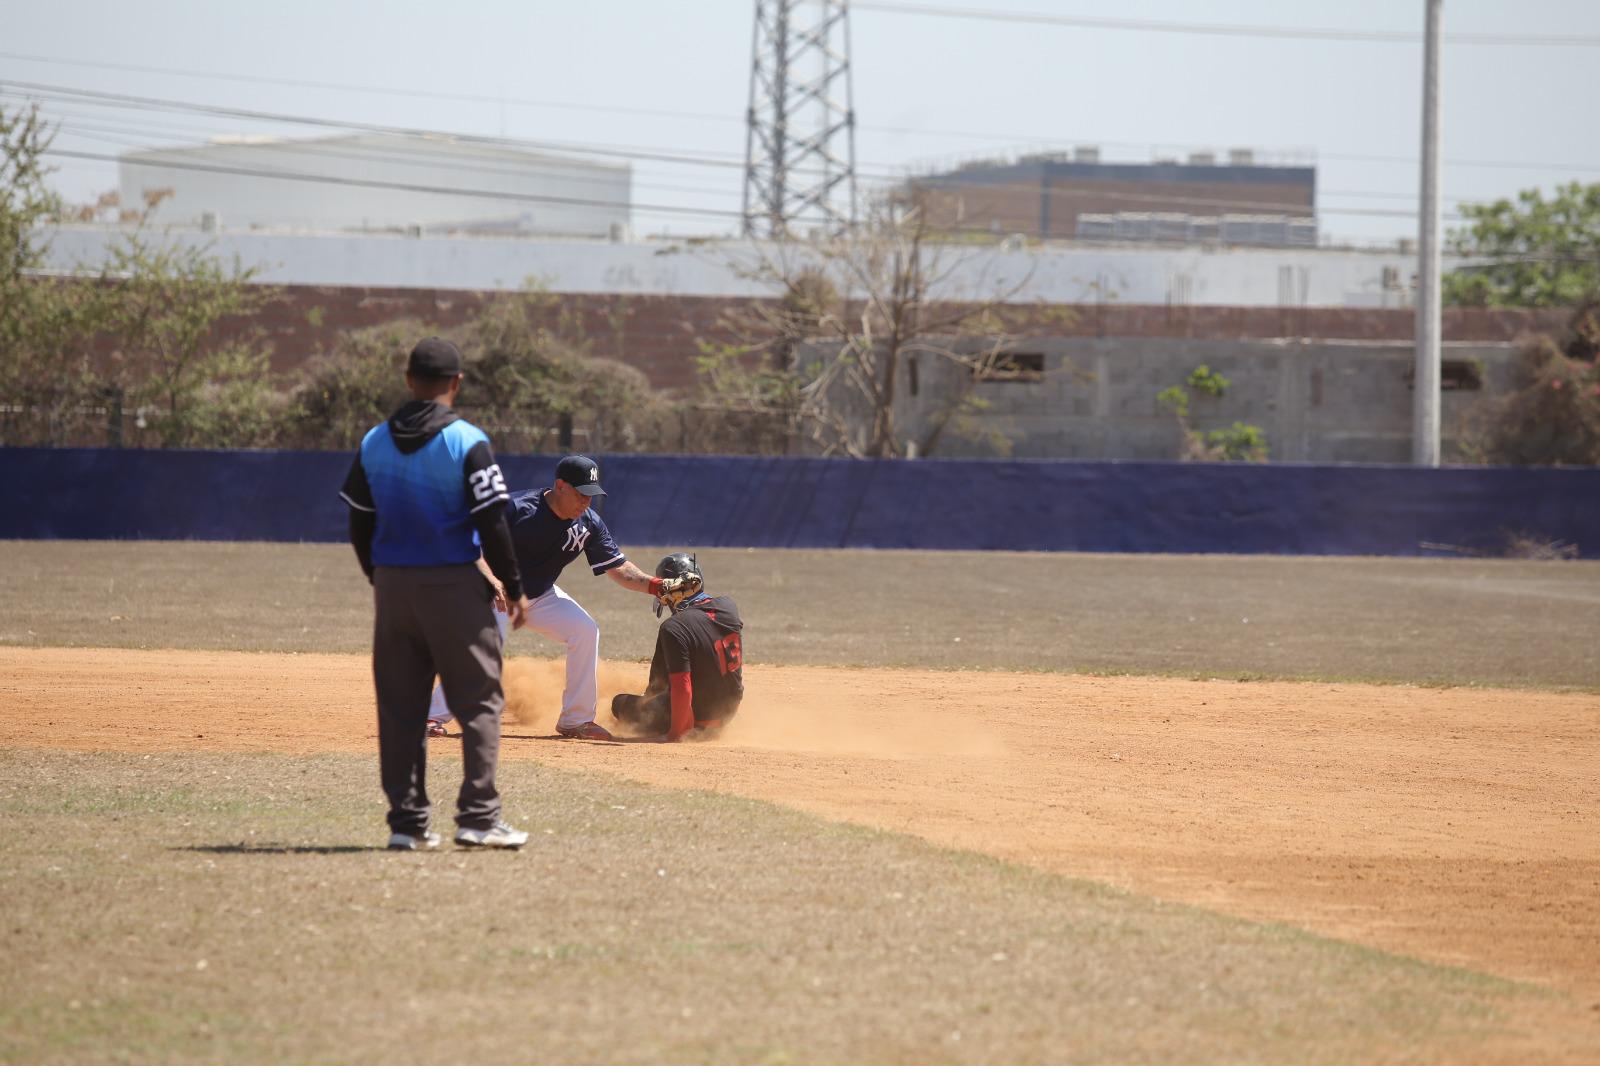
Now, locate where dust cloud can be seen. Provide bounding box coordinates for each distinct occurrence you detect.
[502,656,650,733]
[502,658,1004,757]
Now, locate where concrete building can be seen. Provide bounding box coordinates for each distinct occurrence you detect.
[118,133,630,237]
[818,337,1515,464]
[41,225,1420,308]
[903,148,1316,245]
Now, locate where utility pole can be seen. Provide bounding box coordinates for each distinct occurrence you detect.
[1413,0,1443,466]
[742,0,858,237]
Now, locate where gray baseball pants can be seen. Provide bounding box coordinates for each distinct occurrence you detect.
[372,565,505,834]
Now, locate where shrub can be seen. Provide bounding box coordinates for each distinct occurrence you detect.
[1156,366,1269,462]
[1462,300,1600,466]
[276,321,418,450]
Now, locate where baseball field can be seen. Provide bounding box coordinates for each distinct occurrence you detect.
[2,541,1597,1064]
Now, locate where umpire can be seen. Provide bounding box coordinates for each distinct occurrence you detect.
[340,336,532,851]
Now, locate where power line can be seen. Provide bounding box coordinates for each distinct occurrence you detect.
[44,147,744,221]
[27,97,1470,221]
[853,1,1600,47]
[6,85,1561,214]
[0,82,1557,227]
[43,115,746,202]
[2,79,751,173]
[0,49,735,126]
[8,52,1600,176]
[14,95,752,189]
[47,142,1456,224]
[0,82,915,189]
[1313,150,1600,174]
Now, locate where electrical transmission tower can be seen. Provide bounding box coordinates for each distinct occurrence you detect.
[741,0,858,237]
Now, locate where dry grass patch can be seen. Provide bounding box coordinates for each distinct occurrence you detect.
[0,748,1527,1066]
[3,541,1597,689]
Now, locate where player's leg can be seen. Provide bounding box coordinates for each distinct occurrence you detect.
[426,682,451,734]
[371,569,436,837]
[427,607,508,735]
[419,567,506,831]
[525,585,602,732]
[610,692,642,724]
[611,690,671,734]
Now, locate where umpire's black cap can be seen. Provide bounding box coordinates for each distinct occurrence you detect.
[556,454,606,496]
[406,336,463,379]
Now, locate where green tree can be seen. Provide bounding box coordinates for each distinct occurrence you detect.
[1156,365,1269,462]
[1444,182,1600,308]
[0,103,113,446]
[276,320,420,450]
[460,287,668,454]
[103,233,279,448]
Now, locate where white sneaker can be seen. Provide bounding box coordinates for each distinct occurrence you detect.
[454,820,529,849]
[387,829,441,851]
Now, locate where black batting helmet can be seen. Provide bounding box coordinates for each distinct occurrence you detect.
[653,552,703,616]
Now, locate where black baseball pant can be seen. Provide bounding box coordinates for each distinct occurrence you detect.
[373,565,505,835]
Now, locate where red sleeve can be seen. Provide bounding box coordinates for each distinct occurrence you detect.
[666,671,694,741]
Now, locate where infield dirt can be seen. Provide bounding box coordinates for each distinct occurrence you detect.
[6,644,1597,1027]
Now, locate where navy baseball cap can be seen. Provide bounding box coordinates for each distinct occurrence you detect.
[406,337,463,379]
[555,454,605,496]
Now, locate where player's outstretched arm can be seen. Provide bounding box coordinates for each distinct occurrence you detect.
[606,559,703,603]
[605,559,660,594]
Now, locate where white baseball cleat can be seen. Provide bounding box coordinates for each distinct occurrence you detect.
[387,829,441,851]
[454,820,529,849]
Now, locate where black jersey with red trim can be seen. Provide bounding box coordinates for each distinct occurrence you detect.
[505,487,626,598]
[646,595,744,722]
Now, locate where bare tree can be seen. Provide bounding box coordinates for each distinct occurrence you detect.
[701,203,1074,458]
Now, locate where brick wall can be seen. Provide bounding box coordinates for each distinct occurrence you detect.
[239,284,1565,392]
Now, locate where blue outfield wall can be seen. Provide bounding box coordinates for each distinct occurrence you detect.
[2,447,1598,556]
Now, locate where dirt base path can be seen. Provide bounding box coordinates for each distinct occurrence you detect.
[6,647,1599,1011]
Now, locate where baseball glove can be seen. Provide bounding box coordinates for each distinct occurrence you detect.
[653,572,703,615]
[658,571,702,602]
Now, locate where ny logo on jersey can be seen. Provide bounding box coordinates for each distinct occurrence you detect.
[563,524,591,553]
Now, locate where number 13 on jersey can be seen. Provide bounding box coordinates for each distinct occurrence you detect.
[713,632,742,675]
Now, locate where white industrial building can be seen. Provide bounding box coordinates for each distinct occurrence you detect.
[41,224,1428,309]
[117,133,631,238]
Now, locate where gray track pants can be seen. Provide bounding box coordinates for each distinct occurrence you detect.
[372,565,505,834]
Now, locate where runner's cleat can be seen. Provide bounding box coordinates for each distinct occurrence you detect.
[556,721,615,741]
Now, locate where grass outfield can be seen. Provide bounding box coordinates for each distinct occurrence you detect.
[0,748,1520,1066]
[3,540,1598,689]
[2,541,1593,1062]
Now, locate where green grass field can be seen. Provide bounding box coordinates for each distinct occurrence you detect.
[4,541,1598,688]
[2,541,1595,1063]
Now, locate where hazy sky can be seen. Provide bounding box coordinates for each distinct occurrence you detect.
[4,0,1597,244]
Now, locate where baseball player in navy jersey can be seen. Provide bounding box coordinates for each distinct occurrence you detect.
[341,336,531,851]
[611,553,744,742]
[426,454,700,741]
